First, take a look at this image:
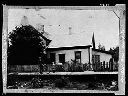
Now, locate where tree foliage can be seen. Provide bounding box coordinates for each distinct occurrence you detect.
[8,25,47,65]
[98,43,105,51]
[108,46,119,62]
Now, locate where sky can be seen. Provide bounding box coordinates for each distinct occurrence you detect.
[8,8,119,51]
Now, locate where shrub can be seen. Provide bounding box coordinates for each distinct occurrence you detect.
[31,77,42,88]
[54,76,70,88]
[63,62,70,72]
[69,60,84,72]
[55,65,65,72]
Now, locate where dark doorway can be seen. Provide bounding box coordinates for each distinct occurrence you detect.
[50,53,56,63]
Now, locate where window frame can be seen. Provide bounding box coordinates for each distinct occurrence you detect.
[58,54,65,63]
[75,51,81,63]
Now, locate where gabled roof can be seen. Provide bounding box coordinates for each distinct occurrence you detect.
[48,32,93,48]
[47,33,112,55]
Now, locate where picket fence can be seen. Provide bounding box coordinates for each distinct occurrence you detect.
[8,61,118,73]
[91,61,118,72]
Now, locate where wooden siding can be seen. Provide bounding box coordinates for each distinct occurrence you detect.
[47,48,90,64]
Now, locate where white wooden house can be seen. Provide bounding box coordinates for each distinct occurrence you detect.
[46,32,112,66]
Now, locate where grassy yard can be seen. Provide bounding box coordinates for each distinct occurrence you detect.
[7,74,118,91]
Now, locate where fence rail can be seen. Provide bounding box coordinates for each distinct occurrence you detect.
[8,61,118,73]
[8,65,40,73]
[91,61,118,72]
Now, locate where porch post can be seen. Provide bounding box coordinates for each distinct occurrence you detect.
[90,47,92,64]
[89,47,93,70]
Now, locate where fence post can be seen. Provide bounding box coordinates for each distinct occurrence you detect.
[103,61,105,71]
[90,63,93,71]
[109,62,111,71]
[94,62,97,71]
[83,63,86,71]
[109,58,114,71]
[106,62,108,71]
[92,63,94,71]
[105,62,107,71]
[96,62,99,71]
[99,62,101,71]
[115,62,118,71]
[94,63,96,71]
[100,62,103,71]
[92,63,95,71]
[113,61,116,71]
[97,62,100,71]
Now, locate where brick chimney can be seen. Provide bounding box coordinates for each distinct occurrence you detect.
[20,16,29,26]
[40,25,44,32]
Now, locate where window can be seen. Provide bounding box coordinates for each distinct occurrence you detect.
[50,53,56,63]
[59,54,65,63]
[75,51,81,63]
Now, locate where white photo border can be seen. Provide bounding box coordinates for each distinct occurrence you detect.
[2,5,125,95]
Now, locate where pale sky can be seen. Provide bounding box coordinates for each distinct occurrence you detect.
[8,8,119,51]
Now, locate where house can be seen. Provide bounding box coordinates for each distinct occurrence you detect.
[46,29,112,69]
[20,16,112,67]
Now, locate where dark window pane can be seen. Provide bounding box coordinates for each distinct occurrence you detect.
[75,51,81,63]
[59,54,65,63]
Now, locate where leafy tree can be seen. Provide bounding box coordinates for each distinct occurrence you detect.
[108,46,119,62]
[8,25,50,65]
[98,43,105,51]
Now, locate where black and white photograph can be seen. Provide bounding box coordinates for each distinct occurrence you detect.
[2,5,125,94]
